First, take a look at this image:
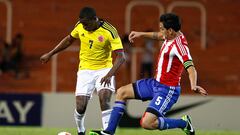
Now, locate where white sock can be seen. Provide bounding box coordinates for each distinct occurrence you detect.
[74,109,85,133]
[102,109,112,130]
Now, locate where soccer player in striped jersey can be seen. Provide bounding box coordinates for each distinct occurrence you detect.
[40,7,126,135]
[90,13,207,135]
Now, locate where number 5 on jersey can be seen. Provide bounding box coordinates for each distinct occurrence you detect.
[89,40,93,49]
[155,96,163,105]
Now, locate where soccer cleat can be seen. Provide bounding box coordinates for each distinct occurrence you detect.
[181,115,195,135]
[89,130,111,135]
[78,131,85,135]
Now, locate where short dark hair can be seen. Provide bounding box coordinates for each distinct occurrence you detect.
[79,7,96,20]
[160,13,181,32]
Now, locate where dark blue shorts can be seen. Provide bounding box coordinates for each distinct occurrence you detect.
[133,78,181,117]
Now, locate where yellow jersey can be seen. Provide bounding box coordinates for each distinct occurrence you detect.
[70,20,123,70]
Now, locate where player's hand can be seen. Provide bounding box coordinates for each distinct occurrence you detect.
[40,53,52,63]
[128,31,142,43]
[192,86,208,96]
[100,75,112,87]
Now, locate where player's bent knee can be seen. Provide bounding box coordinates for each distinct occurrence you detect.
[140,117,155,130]
[140,119,154,129]
[116,87,128,100]
[116,85,134,101]
[140,112,159,130]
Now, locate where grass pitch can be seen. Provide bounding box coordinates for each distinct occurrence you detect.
[0,127,239,135]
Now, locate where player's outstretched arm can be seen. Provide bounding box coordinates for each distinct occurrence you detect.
[187,66,208,96]
[40,35,76,63]
[100,51,126,86]
[129,31,163,43]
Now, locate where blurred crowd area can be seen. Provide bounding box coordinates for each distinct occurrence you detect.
[0,0,239,95]
[0,33,29,79]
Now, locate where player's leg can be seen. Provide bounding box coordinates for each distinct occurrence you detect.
[104,83,135,134]
[75,96,89,135]
[95,68,116,130]
[75,70,95,135]
[90,83,135,135]
[90,78,155,135]
[140,112,195,135]
[140,112,187,130]
[140,112,159,130]
[140,85,189,132]
[98,89,113,129]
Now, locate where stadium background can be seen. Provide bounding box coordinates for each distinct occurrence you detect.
[0,0,240,134]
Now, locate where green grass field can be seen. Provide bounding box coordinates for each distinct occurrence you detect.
[0,127,239,135]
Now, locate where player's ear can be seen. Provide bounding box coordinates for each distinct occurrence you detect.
[95,16,99,22]
[169,28,175,35]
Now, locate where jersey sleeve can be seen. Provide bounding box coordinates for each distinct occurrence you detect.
[109,36,123,51]
[174,37,194,69]
[102,22,123,51]
[70,22,81,38]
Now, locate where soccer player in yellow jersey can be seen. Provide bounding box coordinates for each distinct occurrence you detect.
[40,7,126,135]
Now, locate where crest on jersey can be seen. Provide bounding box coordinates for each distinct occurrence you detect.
[181,36,188,45]
[98,35,104,42]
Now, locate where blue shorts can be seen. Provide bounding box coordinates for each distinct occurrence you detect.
[133,78,181,117]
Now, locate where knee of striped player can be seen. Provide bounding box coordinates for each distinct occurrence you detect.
[140,113,158,130]
[116,86,128,101]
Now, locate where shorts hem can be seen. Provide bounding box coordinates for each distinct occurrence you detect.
[96,87,115,93]
[146,107,163,117]
[75,93,91,97]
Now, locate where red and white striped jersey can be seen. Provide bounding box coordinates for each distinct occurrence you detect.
[155,32,193,86]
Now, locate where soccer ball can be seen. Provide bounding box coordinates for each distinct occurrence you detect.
[58,132,71,135]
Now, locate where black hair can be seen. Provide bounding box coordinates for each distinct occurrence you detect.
[160,13,181,32]
[79,7,96,20]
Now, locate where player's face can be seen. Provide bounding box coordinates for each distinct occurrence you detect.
[159,22,167,39]
[159,22,174,40]
[80,18,98,31]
